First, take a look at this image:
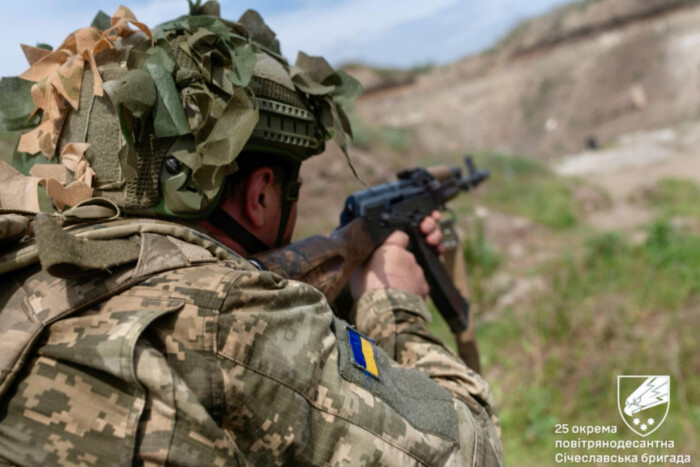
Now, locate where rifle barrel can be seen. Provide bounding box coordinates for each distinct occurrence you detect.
[459,169,490,191]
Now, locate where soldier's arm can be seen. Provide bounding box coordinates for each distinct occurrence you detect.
[216,265,504,465]
[351,287,503,463]
[348,228,504,463]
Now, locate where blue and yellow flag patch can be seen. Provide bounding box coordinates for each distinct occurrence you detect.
[347,327,379,379]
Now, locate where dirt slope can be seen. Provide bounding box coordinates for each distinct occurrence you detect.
[353,0,700,160]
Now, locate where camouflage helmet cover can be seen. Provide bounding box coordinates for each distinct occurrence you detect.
[0,3,362,218]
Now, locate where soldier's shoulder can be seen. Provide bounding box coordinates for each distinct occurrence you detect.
[130,255,327,314]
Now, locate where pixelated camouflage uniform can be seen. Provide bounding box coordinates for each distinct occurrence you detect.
[0,218,503,466]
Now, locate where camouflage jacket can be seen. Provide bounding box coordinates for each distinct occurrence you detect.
[0,218,503,466]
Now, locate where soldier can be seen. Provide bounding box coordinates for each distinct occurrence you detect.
[0,3,504,465]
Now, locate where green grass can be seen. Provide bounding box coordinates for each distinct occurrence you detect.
[646,177,700,218]
[474,219,700,464]
[462,216,503,311]
[474,152,580,229]
[560,220,700,310]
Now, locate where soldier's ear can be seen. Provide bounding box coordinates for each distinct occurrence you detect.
[243,166,276,228]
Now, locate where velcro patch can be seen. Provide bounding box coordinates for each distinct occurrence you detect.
[347,327,379,379]
[333,318,458,442]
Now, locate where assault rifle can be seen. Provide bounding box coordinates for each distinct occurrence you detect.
[252,157,488,361]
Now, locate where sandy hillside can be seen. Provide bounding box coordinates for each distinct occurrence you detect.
[353,0,700,160]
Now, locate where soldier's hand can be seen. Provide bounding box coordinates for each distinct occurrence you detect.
[350,211,443,299]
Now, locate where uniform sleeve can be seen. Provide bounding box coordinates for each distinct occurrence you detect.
[215,270,504,466]
[351,287,504,463]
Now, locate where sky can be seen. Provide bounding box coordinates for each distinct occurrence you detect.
[0,0,573,77]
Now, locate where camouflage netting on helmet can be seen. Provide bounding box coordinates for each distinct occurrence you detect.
[0,3,362,217]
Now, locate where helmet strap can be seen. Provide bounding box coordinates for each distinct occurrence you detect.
[207,162,301,255]
[274,163,301,248]
[208,208,270,255]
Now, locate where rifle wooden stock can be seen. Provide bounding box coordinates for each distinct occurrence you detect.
[251,218,376,303]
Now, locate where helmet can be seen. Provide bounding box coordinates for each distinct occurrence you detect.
[0,2,360,230]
